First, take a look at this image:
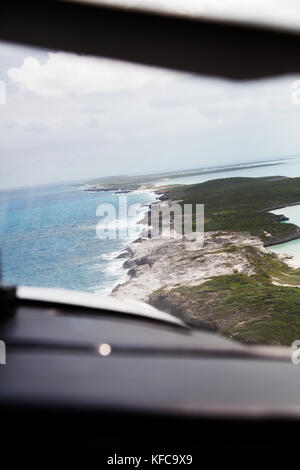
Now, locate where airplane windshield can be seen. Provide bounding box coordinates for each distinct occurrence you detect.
[1,40,300,347]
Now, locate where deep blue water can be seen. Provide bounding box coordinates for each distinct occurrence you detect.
[0,183,155,294]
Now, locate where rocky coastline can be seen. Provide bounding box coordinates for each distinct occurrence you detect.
[111,230,265,303]
[109,184,300,344]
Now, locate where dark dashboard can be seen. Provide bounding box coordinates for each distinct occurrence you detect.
[0,292,299,458]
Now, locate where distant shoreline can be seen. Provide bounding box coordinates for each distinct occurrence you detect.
[83,159,289,194]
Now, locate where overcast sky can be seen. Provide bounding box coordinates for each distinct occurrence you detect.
[0,40,300,189]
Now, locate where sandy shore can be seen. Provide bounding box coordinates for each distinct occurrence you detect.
[111,230,268,302]
[110,186,299,304]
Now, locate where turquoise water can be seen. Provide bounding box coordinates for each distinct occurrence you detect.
[0,183,155,294]
[268,205,300,265]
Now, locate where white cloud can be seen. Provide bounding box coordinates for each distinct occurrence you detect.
[7,52,173,97]
[2,40,300,189]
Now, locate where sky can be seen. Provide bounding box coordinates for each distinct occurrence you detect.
[0,39,300,189]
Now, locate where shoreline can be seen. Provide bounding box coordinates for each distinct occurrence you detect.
[264,231,300,247]
[265,201,300,212]
[109,187,173,295]
[265,202,300,253]
[264,202,300,247]
[110,230,269,303]
[79,172,300,345]
[111,188,300,296]
[267,206,300,268]
[105,187,160,295]
[109,220,300,344]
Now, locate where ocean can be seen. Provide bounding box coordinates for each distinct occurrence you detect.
[2,156,300,293]
[268,205,300,265]
[0,183,156,294]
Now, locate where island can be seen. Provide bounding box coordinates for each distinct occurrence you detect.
[112,176,300,346]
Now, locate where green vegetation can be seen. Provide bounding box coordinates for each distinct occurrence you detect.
[213,274,300,346]
[153,176,300,344]
[151,247,300,345]
[146,176,300,345]
[155,274,300,346]
[165,176,300,245]
[85,161,286,190]
[244,245,300,285]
